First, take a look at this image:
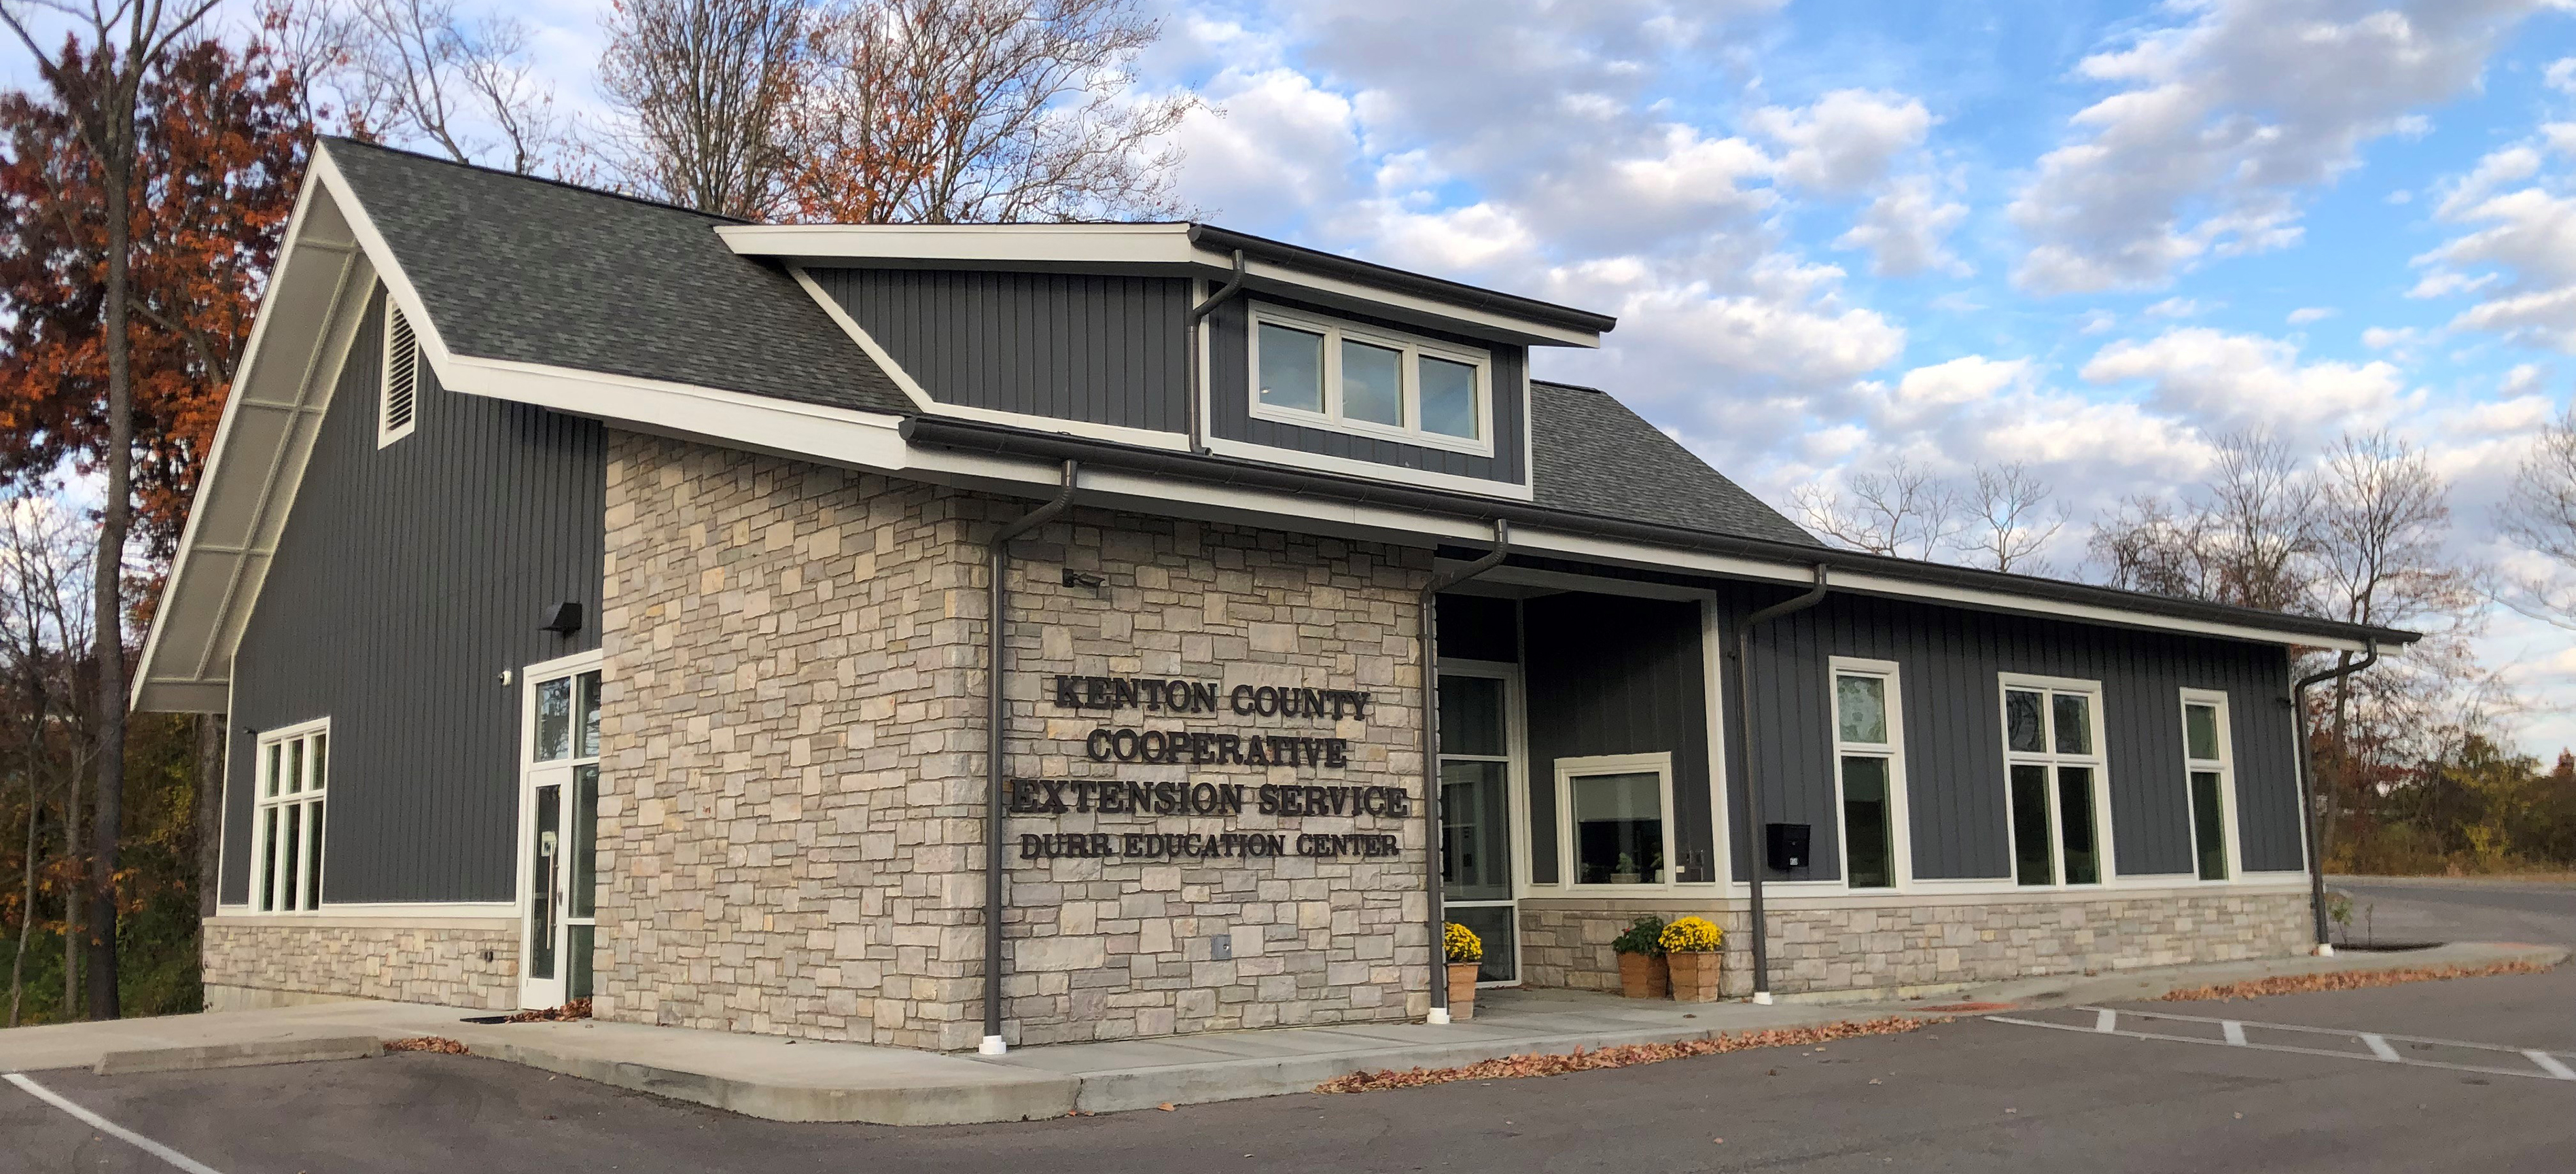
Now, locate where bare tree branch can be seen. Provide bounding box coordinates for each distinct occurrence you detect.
[601,0,805,218]
[1790,458,1963,561]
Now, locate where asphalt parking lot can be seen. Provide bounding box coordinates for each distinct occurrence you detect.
[10,880,2576,1173]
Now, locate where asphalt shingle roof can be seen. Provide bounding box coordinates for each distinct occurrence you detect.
[324,139,913,415]
[1530,380,1817,545]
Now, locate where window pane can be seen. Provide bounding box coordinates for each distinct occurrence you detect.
[1447,903,1516,983]
[1258,323,1324,413]
[2185,703,2220,762]
[1438,675,1506,758]
[566,923,595,1001]
[1441,760,1511,901]
[2005,690,2046,753]
[1421,356,1479,438]
[2058,766,2100,884]
[570,766,599,919]
[259,807,279,912]
[2053,693,2094,755]
[2011,764,2053,885]
[536,677,572,761]
[286,736,304,794]
[304,800,325,910]
[1837,675,1888,745]
[2191,770,2229,880]
[1341,338,1402,426]
[1841,755,1894,889]
[1571,771,1663,885]
[281,796,304,910]
[530,783,560,981]
[308,732,326,792]
[578,671,603,760]
[264,742,280,797]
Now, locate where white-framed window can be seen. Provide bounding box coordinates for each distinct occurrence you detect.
[1554,752,1674,889]
[2000,675,2113,887]
[251,719,330,912]
[1831,658,1909,889]
[1248,303,1494,455]
[2181,688,2242,881]
[378,302,419,447]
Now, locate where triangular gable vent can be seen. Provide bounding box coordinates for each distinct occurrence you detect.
[378,302,418,446]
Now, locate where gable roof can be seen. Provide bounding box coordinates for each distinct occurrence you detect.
[324,138,913,416]
[1529,380,1815,545]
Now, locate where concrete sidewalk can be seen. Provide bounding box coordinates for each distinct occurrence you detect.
[2,940,2562,1126]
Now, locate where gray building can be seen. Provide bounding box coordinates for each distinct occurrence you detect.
[136,139,2412,1052]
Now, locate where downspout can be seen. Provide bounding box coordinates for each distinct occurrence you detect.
[980,459,1080,1056]
[1730,565,1828,1005]
[2291,641,2378,957]
[1183,249,1248,455]
[1421,520,1511,1025]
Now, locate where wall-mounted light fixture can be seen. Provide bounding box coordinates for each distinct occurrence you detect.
[541,601,583,636]
[1061,569,1106,591]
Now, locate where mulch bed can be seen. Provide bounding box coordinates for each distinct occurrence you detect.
[1316,1015,1939,1093]
[2156,959,2555,1002]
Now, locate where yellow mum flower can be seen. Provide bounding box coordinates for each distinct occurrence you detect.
[1443,921,1483,963]
[1659,916,1723,953]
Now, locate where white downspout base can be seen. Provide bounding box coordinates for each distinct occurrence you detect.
[978,1035,1008,1056]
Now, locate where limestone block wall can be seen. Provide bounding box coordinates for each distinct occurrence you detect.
[200,920,518,1010]
[595,432,1433,1050]
[1521,887,2310,997]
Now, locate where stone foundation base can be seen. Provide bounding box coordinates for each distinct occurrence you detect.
[201,919,521,1010]
[1521,887,2312,998]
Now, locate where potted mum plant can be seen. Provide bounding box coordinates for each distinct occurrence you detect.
[1659,916,1724,1002]
[1611,914,1668,999]
[1443,921,1484,1020]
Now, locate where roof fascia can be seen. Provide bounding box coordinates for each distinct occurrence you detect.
[717,224,1604,349]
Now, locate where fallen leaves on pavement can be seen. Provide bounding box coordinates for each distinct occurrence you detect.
[1315,1016,1939,1094]
[504,998,595,1023]
[2157,959,2553,1003]
[383,1036,470,1054]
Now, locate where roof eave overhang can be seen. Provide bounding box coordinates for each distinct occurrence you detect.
[714,222,1608,349]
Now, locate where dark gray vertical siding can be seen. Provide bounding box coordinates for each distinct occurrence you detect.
[1521,593,1714,884]
[1727,587,2304,881]
[814,268,1188,431]
[219,290,605,905]
[1205,297,1528,486]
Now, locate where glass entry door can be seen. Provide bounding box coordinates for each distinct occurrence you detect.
[1439,669,1519,984]
[521,662,601,1009]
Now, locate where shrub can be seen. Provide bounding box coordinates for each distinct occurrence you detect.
[1443,921,1483,963]
[1658,916,1723,953]
[1611,914,1667,957]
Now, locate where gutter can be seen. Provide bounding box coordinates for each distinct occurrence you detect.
[1183,251,1247,455]
[896,416,2418,651]
[2291,642,2378,956]
[1419,522,1511,1025]
[1185,224,1617,336]
[1731,565,1829,1003]
[981,459,1080,1056]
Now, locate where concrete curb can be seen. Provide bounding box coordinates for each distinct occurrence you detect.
[92,1035,384,1076]
[1847,941,2571,1011]
[451,1036,1080,1126]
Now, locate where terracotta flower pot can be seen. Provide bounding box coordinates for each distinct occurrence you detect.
[1668,950,1721,1003]
[1617,952,1670,999]
[1446,961,1482,1020]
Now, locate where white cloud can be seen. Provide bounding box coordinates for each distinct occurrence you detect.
[2503,362,2549,395]
[2145,296,2208,319]
[2287,306,2336,325]
[2079,327,2414,433]
[2361,325,2423,349]
[2009,0,2549,295]
[1835,175,1971,277]
[1752,89,1935,194]
[2549,56,2576,94]
[2413,133,2576,350]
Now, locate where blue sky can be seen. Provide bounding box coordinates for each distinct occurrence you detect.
[13,0,2576,749]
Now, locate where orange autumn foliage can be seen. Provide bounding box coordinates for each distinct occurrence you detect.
[0,36,310,569]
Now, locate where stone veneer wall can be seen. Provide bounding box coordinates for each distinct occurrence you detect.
[200,921,518,1010]
[1521,889,2310,997]
[595,433,1432,1051]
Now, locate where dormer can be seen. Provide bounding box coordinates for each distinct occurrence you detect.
[719,223,1615,500]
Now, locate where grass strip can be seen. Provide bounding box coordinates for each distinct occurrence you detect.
[2156,959,2554,1003]
[1316,1015,1937,1094]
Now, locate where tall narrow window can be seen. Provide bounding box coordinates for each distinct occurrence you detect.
[1831,660,1905,889]
[2182,691,2236,881]
[252,722,330,912]
[378,303,419,446]
[2002,679,2109,887]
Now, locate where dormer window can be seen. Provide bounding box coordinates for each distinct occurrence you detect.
[1250,304,1492,456]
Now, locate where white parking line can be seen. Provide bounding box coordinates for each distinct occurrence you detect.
[1986,1008,2576,1084]
[5,1071,224,1174]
